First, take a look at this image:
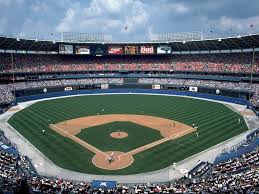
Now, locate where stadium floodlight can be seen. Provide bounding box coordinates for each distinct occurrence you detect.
[150,31,202,42]
[183,40,186,44]
[62,32,112,43]
[218,38,222,42]
[16,37,20,41]
[52,40,56,44]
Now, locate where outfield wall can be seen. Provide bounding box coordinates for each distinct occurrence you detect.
[214,128,259,164]
[16,88,249,105]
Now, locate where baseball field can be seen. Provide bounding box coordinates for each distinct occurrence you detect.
[8,94,248,175]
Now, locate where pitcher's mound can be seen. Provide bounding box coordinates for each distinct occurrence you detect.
[110,132,128,139]
[92,151,134,170]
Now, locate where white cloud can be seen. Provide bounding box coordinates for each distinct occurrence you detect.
[172,3,189,14]
[96,0,128,13]
[18,18,55,39]
[1,0,259,41]
[158,2,189,15]
[83,0,132,17]
[56,0,150,37]
[146,25,154,40]
[122,1,149,33]
[56,7,77,32]
[30,2,49,12]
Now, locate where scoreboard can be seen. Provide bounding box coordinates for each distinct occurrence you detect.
[58,44,171,55]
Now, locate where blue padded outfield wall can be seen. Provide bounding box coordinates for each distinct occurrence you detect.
[16,89,249,105]
[214,137,259,164]
[214,128,259,164]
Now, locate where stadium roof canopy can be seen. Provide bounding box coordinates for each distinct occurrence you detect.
[0,34,259,52]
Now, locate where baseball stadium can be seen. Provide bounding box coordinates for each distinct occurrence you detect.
[1,1,259,193]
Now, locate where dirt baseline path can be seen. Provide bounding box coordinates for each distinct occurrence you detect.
[50,114,195,170]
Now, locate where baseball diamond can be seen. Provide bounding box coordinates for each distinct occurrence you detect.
[8,94,248,175]
[50,115,195,170]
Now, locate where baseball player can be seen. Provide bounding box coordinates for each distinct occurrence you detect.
[107,156,112,165]
[111,152,115,159]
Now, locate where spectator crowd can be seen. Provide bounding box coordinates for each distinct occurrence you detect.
[0,52,258,107]
[138,78,259,92]
[0,52,259,73]
[0,78,123,104]
[0,77,259,108]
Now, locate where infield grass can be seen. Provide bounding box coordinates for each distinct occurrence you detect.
[76,121,163,152]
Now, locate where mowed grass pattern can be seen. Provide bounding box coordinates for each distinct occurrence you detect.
[76,121,163,152]
[8,94,248,174]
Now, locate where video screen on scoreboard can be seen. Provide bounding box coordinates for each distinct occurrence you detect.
[94,46,105,56]
[140,46,154,54]
[59,44,73,54]
[75,45,90,54]
[157,46,171,54]
[124,46,138,55]
[108,46,123,55]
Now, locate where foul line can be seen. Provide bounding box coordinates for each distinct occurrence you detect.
[50,124,108,157]
[124,127,196,156]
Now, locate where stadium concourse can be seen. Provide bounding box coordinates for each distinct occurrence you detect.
[0,33,259,193]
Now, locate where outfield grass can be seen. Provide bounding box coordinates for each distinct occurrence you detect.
[8,94,248,174]
[76,121,163,152]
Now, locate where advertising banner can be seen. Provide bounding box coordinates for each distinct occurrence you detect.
[91,180,116,189]
[59,45,73,54]
[108,46,123,54]
[189,86,198,92]
[140,46,154,54]
[152,84,161,89]
[157,46,171,54]
[124,46,138,55]
[64,86,73,91]
[101,84,109,89]
[75,46,90,54]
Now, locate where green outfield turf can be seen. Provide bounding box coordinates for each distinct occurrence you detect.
[8,94,249,174]
[76,121,163,152]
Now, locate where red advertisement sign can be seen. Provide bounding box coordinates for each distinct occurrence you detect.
[140,46,154,54]
[108,46,122,54]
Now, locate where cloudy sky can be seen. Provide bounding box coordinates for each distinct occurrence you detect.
[0,0,259,41]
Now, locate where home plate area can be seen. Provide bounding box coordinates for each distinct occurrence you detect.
[92,151,134,170]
